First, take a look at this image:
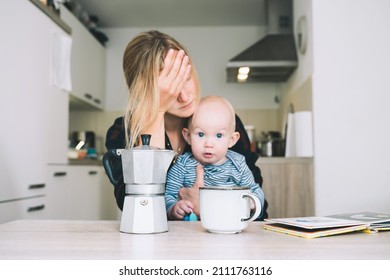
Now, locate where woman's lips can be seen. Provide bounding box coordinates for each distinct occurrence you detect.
[180,100,193,110]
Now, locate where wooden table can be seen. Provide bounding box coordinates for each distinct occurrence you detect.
[0,220,389,260]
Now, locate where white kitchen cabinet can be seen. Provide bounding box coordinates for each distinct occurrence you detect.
[45,166,72,219]
[71,165,101,219]
[0,1,69,206]
[60,6,106,110]
[0,196,47,224]
[45,165,104,220]
[47,85,69,165]
[100,170,121,220]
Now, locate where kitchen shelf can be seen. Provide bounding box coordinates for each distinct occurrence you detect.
[30,0,71,35]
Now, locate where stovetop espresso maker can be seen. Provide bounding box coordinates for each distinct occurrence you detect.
[103,134,175,234]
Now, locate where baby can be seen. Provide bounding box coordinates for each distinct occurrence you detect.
[165,95,265,220]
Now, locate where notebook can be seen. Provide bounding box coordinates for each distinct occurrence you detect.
[262,212,390,238]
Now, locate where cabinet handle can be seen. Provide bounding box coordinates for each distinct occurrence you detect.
[27,204,45,212]
[84,93,93,99]
[89,170,98,175]
[29,184,46,190]
[54,172,67,177]
[93,98,101,104]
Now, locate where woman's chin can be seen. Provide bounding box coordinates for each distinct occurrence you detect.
[169,108,195,118]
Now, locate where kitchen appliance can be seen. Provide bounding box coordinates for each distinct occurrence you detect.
[259,131,285,157]
[226,0,297,82]
[103,134,175,234]
[70,131,96,150]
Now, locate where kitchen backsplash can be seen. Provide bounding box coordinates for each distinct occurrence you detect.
[69,109,279,155]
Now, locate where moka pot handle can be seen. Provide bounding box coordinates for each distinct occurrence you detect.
[102,149,123,186]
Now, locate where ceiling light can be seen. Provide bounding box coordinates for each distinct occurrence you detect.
[238,67,250,75]
[237,73,248,81]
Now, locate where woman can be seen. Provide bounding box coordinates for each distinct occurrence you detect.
[105,30,268,220]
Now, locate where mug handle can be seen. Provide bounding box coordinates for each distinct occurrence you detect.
[241,193,261,222]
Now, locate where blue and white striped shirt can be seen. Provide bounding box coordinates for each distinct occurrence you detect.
[165,150,265,216]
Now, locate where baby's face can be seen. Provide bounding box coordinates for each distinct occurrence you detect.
[186,102,236,165]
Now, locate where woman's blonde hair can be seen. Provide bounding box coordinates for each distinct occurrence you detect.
[122,30,198,148]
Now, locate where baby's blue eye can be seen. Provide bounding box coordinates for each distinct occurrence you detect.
[216,133,223,138]
[197,132,204,138]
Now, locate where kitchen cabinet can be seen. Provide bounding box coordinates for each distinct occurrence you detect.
[100,170,121,220]
[46,165,101,220]
[257,157,314,218]
[45,166,71,219]
[45,165,119,220]
[47,76,69,165]
[1,0,48,202]
[60,6,106,110]
[0,0,70,222]
[0,197,46,223]
[0,175,46,224]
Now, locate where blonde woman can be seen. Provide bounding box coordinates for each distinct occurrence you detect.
[105,30,268,220]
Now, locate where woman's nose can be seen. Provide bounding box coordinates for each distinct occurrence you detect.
[177,90,190,103]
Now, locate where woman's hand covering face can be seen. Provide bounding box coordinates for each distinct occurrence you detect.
[158,49,192,113]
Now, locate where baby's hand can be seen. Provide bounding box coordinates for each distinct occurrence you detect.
[184,210,198,222]
[170,200,193,220]
[250,200,255,210]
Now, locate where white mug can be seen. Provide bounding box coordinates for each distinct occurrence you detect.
[199,186,261,234]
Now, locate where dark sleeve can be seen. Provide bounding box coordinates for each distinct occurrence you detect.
[104,116,126,211]
[105,117,126,150]
[230,114,268,220]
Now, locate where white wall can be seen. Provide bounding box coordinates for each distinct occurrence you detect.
[311,0,390,215]
[286,0,313,95]
[103,26,281,111]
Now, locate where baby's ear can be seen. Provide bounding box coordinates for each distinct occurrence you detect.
[228,131,240,148]
[182,128,191,145]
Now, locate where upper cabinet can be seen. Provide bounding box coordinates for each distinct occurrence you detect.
[60,6,106,110]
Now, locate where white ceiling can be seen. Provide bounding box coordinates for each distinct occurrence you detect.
[75,0,266,28]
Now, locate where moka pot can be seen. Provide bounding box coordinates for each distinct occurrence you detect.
[103,134,175,234]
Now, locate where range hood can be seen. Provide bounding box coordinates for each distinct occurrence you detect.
[227,0,298,83]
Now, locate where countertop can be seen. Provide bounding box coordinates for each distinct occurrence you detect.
[256,156,313,164]
[66,155,311,166]
[0,220,389,260]
[67,158,103,166]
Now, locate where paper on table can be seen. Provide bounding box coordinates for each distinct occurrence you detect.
[265,216,366,229]
[52,32,72,92]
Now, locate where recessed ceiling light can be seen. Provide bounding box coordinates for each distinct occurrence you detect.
[237,73,248,81]
[238,67,250,75]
